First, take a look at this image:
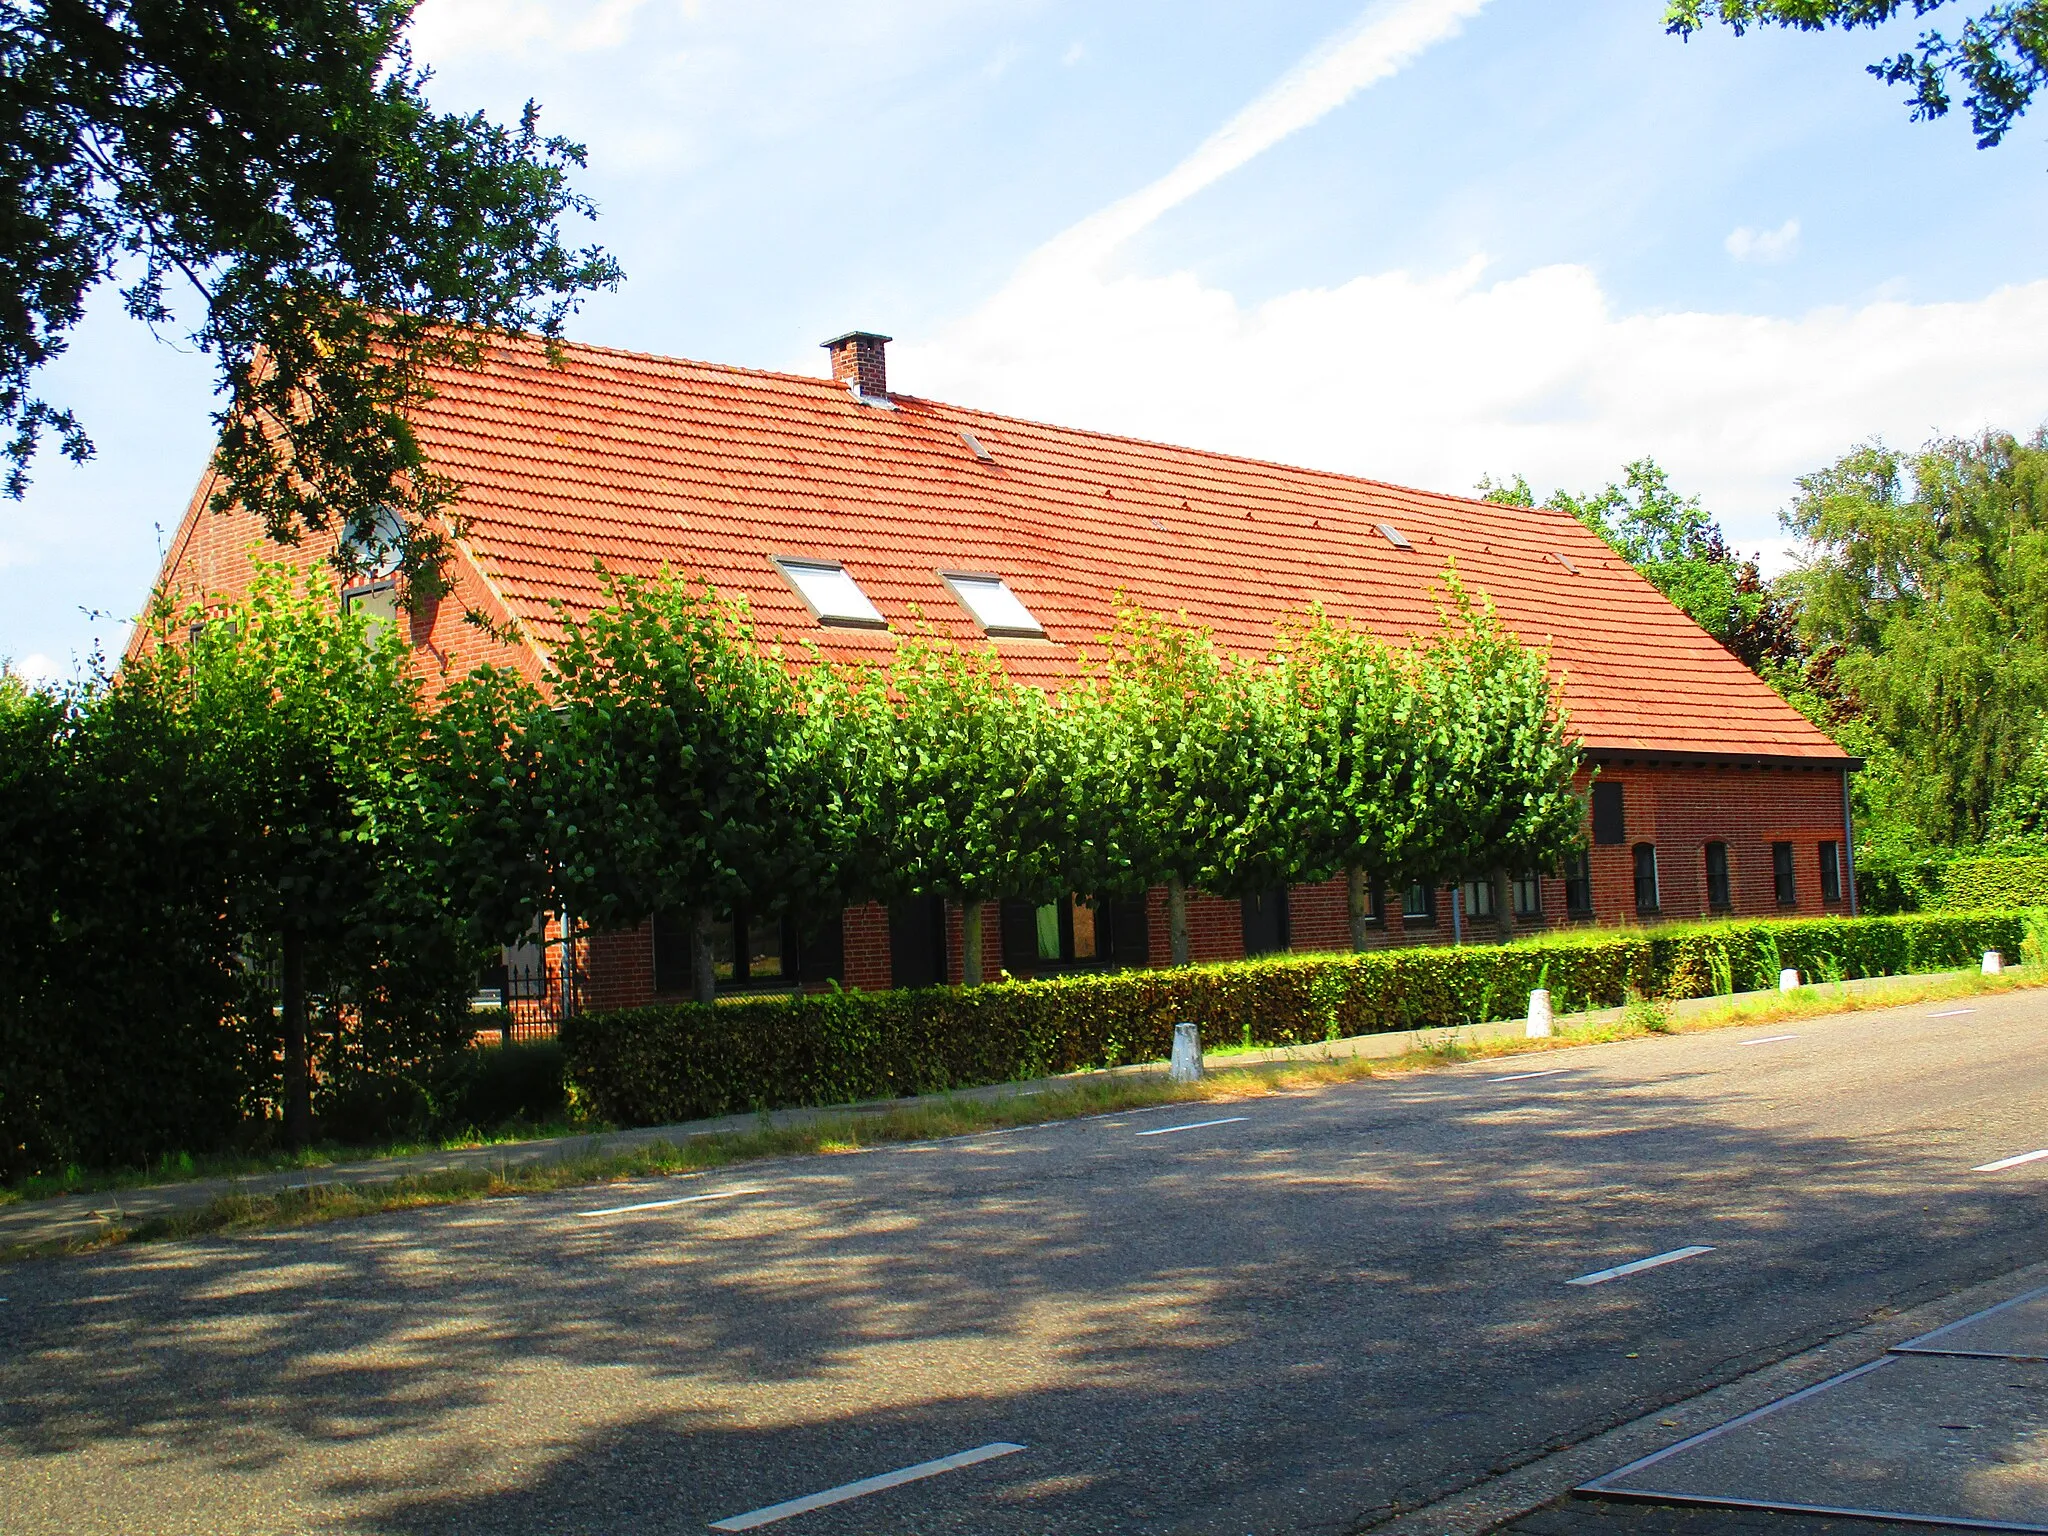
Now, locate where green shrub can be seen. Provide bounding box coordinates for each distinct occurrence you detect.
[1937,856,2048,911]
[446,1040,567,1131]
[563,910,2033,1128]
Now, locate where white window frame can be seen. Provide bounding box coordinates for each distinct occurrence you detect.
[938,571,1046,639]
[773,558,887,630]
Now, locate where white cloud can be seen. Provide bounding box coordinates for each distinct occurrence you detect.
[903,257,2048,533]
[7,652,59,685]
[1061,41,1086,67]
[1725,218,1802,265]
[1032,0,1490,273]
[901,6,2044,537]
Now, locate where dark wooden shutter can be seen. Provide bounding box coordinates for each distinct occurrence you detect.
[888,897,946,989]
[652,911,690,994]
[1105,895,1150,970]
[1592,782,1625,845]
[1241,888,1289,956]
[796,910,844,985]
[1000,899,1040,976]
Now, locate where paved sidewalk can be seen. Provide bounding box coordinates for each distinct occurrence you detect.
[0,966,1992,1252]
[1579,1281,2048,1528]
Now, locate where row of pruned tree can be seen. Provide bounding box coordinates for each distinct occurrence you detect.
[1,560,1581,1163]
[440,565,1586,1004]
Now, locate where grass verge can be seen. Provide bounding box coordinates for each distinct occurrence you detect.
[0,1116,605,1208]
[4,965,2039,1263]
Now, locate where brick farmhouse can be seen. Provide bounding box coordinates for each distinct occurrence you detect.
[140,329,1858,1008]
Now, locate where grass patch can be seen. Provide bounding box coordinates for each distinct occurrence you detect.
[5,965,2039,1262]
[0,1116,604,1207]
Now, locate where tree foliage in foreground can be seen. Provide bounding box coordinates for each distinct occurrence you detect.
[1665,1,2048,148]
[858,635,1104,984]
[1096,607,1314,965]
[525,572,852,1004]
[0,0,620,586]
[129,564,486,1146]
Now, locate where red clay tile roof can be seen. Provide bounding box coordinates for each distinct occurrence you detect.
[406,333,1849,764]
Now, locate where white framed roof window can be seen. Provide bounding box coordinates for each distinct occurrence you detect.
[942,572,1046,638]
[773,558,886,629]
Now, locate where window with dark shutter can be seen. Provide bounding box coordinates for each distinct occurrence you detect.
[1241,889,1290,956]
[1633,843,1660,914]
[794,911,844,985]
[1564,851,1593,917]
[889,896,948,988]
[1592,782,1625,845]
[1819,842,1842,904]
[1772,842,1796,907]
[1705,842,1731,912]
[652,911,690,995]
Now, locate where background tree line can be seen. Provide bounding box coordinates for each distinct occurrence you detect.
[0,560,1580,1177]
[1482,425,2048,907]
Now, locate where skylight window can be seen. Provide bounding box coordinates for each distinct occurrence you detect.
[960,429,994,463]
[774,559,886,629]
[1376,522,1413,550]
[942,573,1046,638]
[1549,551,1581,575]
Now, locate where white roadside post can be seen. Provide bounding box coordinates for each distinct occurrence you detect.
[1169,1021,1204,1083]
[1525,989,1553,1039]
[1984,950,2005,976]
[1779,968,1801,992]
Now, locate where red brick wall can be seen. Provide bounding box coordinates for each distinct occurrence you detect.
[845,902,892,991]
[131,471,540,694]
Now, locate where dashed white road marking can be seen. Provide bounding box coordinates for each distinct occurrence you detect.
[1740,1034,1798,1046]
[1566,1245,1715,1286]
[1491,1068,1572,1083]
[709,1442,1027,1530]
[1928,1009,1977,1018]
[1974,1149,2048,1173]
[576,1188,763,1218]
[1136,1116,1250,1137]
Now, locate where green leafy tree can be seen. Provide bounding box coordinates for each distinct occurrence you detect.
[1665,2,2048,148]
[129,562,481,1147]
[1099,607,1313,965]
[1478,461,1801,673]
[535,572,849,1004]
[0,663,246,1178]
[859,636,1098,985]
[1280,610,1444,949]
[1780,428,2048,846]
[0,0,621,586]
[1409,576,1586,937]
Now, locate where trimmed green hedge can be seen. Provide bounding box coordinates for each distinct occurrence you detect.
[562,910,2032,1128]
[1938,856,2048,911]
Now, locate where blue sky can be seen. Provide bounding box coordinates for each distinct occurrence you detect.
[7,0,2048,677]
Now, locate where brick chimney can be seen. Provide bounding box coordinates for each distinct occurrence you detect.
[822,330,891,400]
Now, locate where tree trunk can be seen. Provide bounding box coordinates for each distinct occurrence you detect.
[1167,877,1191,967]
[962,898,985,986]
[1492,867,1515,944]
[691,904,717,1006]
[1346,866,1372,951]
[280,928,312,1150]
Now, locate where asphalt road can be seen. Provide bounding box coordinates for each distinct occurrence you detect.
[4,991,2048,1536]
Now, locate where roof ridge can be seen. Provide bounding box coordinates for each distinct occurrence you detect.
[467,329,1596,534]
